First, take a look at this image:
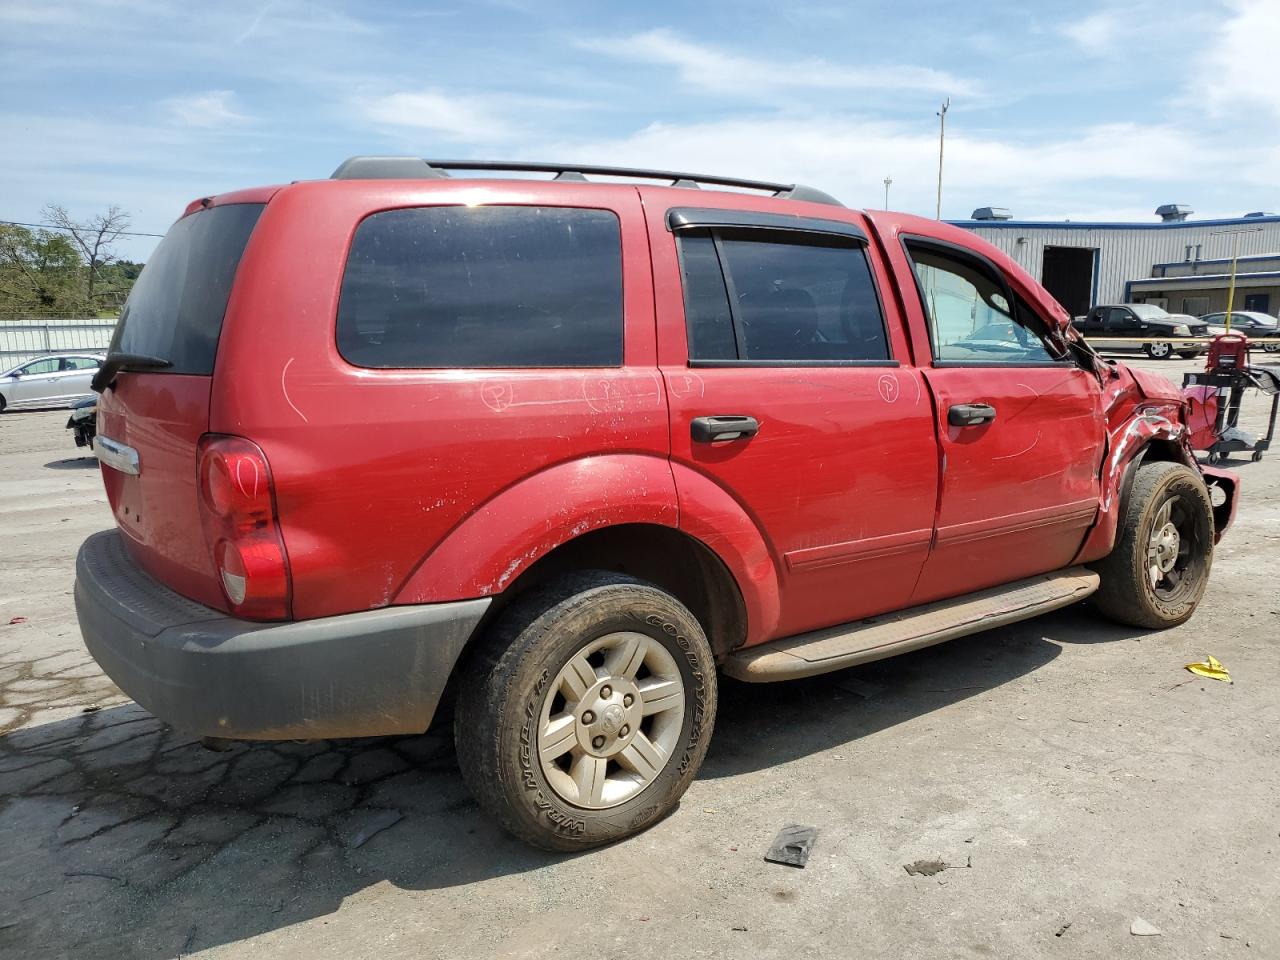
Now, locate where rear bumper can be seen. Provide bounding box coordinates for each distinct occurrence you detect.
[75,530,490,740]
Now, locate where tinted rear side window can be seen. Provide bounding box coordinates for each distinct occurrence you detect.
[677,228,889,363]
[110,203,263,375]
[337,206,624,368]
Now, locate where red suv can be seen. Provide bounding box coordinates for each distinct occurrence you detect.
[75,157,1238,850]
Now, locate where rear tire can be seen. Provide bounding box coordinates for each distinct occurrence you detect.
[454,572,717,851]
[1090,461,1214,629]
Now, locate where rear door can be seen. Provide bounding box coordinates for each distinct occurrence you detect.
[58,356,100,400]
[645,197,940,640]
[897,236,1104,604]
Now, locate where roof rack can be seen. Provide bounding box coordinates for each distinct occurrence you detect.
[329,156,843,207]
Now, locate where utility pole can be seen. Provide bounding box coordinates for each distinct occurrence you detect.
[1209,226,1263,333]
[935,98,950,220]
[883,176,893,209]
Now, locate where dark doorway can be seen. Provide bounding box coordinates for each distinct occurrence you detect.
[1244,293,1271,313]
[1041,246,1095,318]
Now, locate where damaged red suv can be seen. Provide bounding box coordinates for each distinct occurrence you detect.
[76,157,1238,850]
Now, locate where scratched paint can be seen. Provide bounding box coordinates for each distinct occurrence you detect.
[280,357,309,423]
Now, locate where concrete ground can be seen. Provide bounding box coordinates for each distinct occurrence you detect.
[1,356,1277,960]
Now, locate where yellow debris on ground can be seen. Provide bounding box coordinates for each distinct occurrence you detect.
[1185,655,1232,683]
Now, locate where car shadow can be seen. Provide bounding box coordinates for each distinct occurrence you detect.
[44,457,98,470]
[0,603,1136,959]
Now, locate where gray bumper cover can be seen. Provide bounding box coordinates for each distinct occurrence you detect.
[74,530,490,740]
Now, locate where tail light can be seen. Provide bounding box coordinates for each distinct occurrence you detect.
[197,434,291,620]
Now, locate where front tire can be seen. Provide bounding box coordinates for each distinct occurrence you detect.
[1090,461,1214,628]
[455,572,717,851]
[1264,341,1280,354]
[1144,342,1173,359]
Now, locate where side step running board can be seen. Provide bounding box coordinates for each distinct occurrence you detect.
[725,567,1100,682]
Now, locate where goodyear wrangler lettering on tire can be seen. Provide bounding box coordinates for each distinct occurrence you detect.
[455,573,718,851]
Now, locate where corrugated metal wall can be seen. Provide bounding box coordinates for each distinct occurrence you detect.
[0,319,115,367]
[956,218,1280,308]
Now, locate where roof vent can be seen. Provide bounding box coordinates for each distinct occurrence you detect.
[1155,204,1193,222]
[1243,211,1276,218]
[971,206,1012,221]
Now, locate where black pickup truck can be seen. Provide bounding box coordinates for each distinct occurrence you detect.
[1071,304,1209,359]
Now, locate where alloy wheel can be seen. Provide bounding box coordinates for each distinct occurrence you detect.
[537,631,686,810]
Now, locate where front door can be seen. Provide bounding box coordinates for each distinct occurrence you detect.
[900,237,1104,604]
[645,198,941,640]
[9,357,62,405]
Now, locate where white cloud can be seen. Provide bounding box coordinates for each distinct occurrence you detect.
[1196,0,1280,118]
[532,114,1233,220]
[360,90,517,143]
[1060,10,1121,55]
[576,29,975,98]
[161,90,248,128]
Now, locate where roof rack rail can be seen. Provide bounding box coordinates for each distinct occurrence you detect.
[329,156,843,206]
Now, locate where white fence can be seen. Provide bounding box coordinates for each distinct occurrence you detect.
[0,319,116,368]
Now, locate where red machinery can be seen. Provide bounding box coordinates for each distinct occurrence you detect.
[1182,333,1280,463]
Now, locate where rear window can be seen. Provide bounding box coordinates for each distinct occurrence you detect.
[336,205,623,368]
[109,203,263,375]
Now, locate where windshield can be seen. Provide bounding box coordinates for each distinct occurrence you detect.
[108,203,264,375]
[1130,304,1170,319]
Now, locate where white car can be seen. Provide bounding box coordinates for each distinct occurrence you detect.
[0,354,105,411]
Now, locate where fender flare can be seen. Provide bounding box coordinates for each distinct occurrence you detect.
[394,454,679,603]
[668,462,782,646]
[394,455,783,649]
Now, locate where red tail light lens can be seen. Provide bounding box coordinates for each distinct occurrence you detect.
[197,435,291,620]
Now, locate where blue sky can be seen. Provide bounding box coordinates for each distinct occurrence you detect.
[3,0,1278,260]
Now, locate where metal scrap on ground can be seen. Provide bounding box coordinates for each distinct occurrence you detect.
[764,825,818,868]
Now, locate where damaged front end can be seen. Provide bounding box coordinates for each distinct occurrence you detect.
[1074,360,1239,563]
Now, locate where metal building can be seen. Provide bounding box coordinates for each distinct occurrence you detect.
[953,209,1280,318]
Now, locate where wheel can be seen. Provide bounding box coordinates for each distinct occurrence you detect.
[454,572,717,851]
[1265,342,1280,354]
[1252,450,1264,462]
[1144,342,1173,359]
[1177,351,1200,360]
[1090,461,1214,629]
[0,394,6,413]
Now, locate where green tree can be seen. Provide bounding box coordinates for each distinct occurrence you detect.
[0,224,90,317]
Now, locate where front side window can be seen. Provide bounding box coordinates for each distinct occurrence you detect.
[907,242,1062,364]
[337,205,624,368]
[676,228,890,363]
[20,359,59,375]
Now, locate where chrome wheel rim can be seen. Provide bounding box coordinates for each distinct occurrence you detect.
[537,632,685,810]
[1146,495,1191,596]
[1150,343,1171,358]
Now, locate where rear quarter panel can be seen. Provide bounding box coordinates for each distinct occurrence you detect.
[211,180,671,619]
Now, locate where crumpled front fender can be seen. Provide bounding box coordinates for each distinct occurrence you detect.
[1199,465,1239,543]
[1074,412,1193,563]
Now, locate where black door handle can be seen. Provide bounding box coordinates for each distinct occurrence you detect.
[948,403,997,427]
[691,415,759,443]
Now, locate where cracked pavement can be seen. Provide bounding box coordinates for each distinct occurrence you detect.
[2,358,1278,959]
